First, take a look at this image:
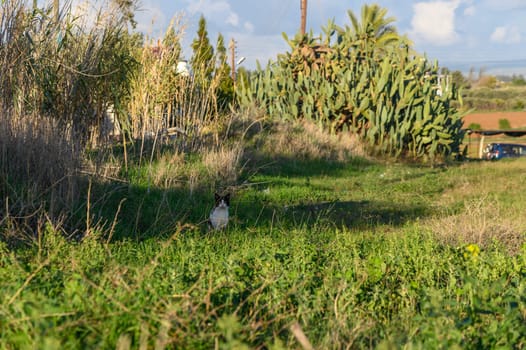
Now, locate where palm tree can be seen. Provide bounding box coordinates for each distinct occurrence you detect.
[349,4,398,43]
[343,4,406,54]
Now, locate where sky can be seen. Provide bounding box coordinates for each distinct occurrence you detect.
[88,1,526,74]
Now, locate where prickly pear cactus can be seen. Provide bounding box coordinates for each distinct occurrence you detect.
[237,18,464,162]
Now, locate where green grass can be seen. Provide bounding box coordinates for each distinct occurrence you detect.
[2,157,526,349]
[463,85,526,112]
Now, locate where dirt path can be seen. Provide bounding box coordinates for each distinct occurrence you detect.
[463,111,526,129]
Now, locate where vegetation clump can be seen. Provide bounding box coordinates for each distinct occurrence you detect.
[238,4,465,162]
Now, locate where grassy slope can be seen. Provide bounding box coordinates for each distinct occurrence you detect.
[1,157,526,349]
[463,85,526,112]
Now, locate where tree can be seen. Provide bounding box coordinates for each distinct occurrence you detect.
[191,15,214,85]
[511,74,526,86]
[215,34,228,73]
[442,68,471,89]
[214,33,234,109]
[451,70,470,89]
[345,3,402,50]
[112,0,138,28]
[162,26,181,58]
[162,25,182,78]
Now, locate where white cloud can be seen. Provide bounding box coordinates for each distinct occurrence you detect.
[243,21,255,34]
[226,13,239,26]
[490,25,521,44]
[410,1,462,45]
[185,0,241,28]
[464,5,476,16]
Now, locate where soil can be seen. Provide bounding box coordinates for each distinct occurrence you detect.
[462,111,526,158]
[463,111,526,130]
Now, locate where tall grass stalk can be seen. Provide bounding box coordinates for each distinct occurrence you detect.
[1,0,137,143]
[0,111,81,213]
[125,20,229,162]
[0,0,138,239]
[122,17,244,193]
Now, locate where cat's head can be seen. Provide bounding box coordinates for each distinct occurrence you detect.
[214,192,231,208]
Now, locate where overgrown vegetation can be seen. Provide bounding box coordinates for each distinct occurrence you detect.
[2,1,526,349]
[238,4,465,162]
[0,0,137,221]
[463,86,526,112]
[2,155,526,349]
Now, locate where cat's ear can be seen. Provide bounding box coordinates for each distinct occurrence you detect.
[224,193,231,204]
[214,192,220,201]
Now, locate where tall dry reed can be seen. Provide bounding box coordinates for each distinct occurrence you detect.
[0,0,138,241]
[125,17,231,165]
[0,0,138,144]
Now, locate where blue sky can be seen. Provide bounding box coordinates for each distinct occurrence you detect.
[98,1,526,74]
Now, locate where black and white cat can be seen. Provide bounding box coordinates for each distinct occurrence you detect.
[209,193,230,230]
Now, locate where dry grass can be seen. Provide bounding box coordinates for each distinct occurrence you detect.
[0,110,79,244]
[439,162,526,205]
[121,108,366,195]
[425,161,526,254]
[149,151,187,189]
[0,0,138,244]
[134,136,244,195]
[0,111,82,214]
[251,118,367,162]
[202,143,245,189]
[427,196,525,254]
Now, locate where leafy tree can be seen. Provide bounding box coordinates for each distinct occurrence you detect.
[163,26,182,59]
[215,34,228,68]
[511,74,526,86]
[191,15,214,85]
[441,68,471,89]
[158,25,184,126]
[451,70,470,89]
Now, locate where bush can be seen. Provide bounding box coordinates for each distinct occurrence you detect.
[467,123,482,131]
[511,74,526,86]
[475,76,497,89]
[499,118,511,129]
[462,86,526,111]
[513,100,525,110]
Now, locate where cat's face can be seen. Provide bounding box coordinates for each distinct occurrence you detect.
[214,193,230,208]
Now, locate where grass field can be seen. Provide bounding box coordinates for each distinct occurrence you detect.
[2,143,526,348]
[2,2,526,348]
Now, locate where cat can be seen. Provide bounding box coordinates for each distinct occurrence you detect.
[209,192,230,230]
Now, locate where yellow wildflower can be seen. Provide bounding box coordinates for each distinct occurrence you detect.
[463,243,480,259]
